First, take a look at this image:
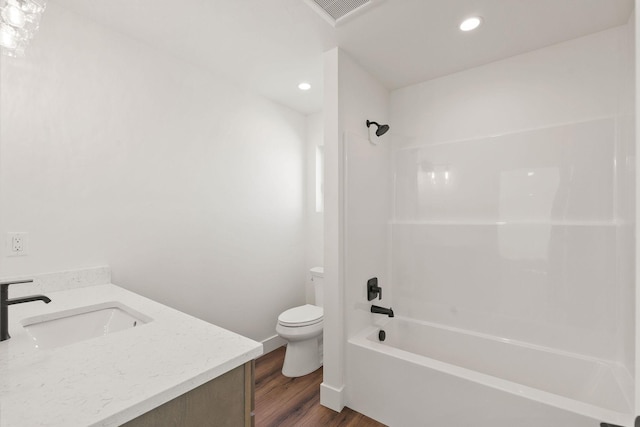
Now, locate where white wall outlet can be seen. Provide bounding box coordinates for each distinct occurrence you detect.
[7,232,28,256]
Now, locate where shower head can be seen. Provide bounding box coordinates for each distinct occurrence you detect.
[376,123,390,136]
[366,120,390,137]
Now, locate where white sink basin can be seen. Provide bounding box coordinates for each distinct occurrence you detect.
[21,302,152,350]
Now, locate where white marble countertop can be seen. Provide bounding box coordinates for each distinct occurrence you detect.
[0,283,263,426]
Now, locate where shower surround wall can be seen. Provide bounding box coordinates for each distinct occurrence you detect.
[390,20,635,393]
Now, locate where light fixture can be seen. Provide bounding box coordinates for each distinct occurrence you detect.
[0,0,46,57]
[298,82,311,91]
[459,16,482,32]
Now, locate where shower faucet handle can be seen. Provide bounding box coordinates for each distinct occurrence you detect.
[367,277,382,301]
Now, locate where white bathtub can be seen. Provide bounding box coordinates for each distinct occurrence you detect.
[346,317,635,427]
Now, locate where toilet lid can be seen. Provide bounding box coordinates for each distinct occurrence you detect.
[278,304,323,327]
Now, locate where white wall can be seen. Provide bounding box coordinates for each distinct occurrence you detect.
[322,47,390,412]
[390,24,634,368]
[0,3,308,343]
[321,48,343,411]
[634,2,640,417]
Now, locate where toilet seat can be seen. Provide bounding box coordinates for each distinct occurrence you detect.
[278,304,323,327]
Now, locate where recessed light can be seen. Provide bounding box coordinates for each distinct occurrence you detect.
[298,82,311,91]
[459,16,482,32]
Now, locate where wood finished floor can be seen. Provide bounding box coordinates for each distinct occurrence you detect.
[255,347,386,427]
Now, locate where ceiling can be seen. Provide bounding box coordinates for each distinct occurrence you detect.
[51,0,634,115]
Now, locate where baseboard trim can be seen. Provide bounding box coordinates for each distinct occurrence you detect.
[320,382,345,412]
[261,335,286,355]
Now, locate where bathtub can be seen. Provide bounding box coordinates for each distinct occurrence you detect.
[346,317,634,427]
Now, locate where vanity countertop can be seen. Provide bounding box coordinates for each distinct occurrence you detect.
[0,283,263,427]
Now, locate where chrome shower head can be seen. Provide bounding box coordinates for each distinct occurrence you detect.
[366,120,390,137]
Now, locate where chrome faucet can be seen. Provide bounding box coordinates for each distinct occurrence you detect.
[371,305,394,318]
[1,279,51,341]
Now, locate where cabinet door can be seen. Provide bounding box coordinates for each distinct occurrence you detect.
[123,361,254,427]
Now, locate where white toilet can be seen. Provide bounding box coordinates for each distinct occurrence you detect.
[276,267,324,377]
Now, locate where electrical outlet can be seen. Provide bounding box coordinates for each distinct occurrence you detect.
[7,232,28,256]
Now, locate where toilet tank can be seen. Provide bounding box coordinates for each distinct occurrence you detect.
[310,267,324,307]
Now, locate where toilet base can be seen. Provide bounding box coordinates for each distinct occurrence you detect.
[282,337,322,377]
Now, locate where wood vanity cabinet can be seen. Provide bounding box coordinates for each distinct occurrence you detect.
[122,361,255,427]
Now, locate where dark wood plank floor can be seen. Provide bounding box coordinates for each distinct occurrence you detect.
[255,347,386,427]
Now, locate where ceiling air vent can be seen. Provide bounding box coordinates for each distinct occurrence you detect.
[305,0,383,27]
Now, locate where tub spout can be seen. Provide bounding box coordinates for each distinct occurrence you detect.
[371,305,394,318]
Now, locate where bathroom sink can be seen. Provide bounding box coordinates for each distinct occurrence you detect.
[21,302,152,350]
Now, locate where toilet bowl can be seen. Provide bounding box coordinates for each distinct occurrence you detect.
[276,267,324,377]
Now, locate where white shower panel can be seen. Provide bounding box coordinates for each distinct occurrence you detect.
[394,118,615,223]
[391,222,618,360]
